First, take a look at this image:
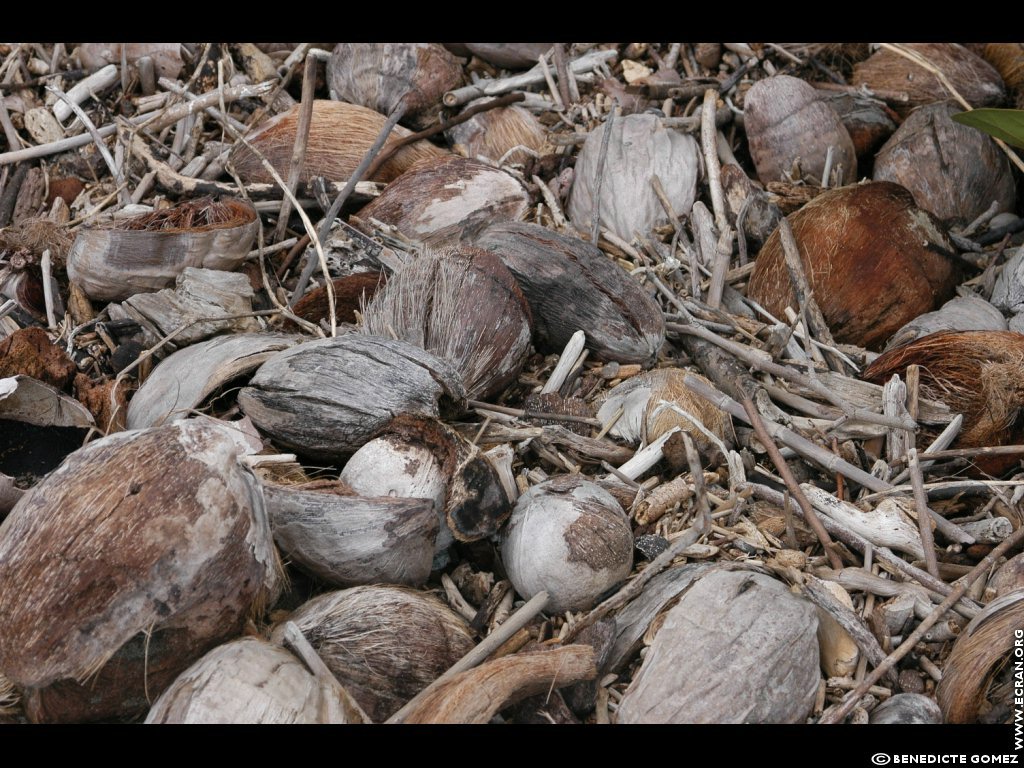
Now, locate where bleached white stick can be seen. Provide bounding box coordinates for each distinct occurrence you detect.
[53,64,119,123]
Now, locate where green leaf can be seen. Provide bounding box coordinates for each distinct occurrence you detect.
[951,108,1024,149]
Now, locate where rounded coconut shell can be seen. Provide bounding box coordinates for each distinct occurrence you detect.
[743,75,857,185]
[237,334,465,461]
[568,112,700,242]
[851,44,1006,115]
[468,220,665,364]
[869,693,943,724]
[145,637,342,724]
[747,182,960,351]
[616,569,819,723]
[817,90,898,162]
[884,295,1007,352]
[271,585,474,722]
[446,103,549,166]
[863,330,1024,474]
[361,246,533,400]
[355,155,530,247]
[0,420,279,723]
[873,102,1016,224]
[327,43,463,129]
[463,44,552,69]
[977,43,1024,107]
[500,475,633,614]
[231,100,449,185]
[67,197,259,302]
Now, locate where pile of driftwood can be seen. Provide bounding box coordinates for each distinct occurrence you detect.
[0,42,1023,725]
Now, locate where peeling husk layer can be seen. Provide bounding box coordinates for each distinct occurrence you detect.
[0,420,279,723]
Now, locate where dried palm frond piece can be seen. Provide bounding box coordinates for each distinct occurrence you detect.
[66,197,259,301]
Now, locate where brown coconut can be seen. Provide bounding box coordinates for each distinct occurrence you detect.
[271,585,474,722]
[288,271,385,330]
[231,100,449,186]
[446,103,550,166]
[66,197,259,302]
[361,246,533,400]
[355,155,531,247]
[500,475,633,614]
[327,43,463,129]
[852,44,1006,115]
[977,43,1024,108]
[568,112,701,242]
[817,90,898,162]
[145,637,345,724]
[863,331,1024,475]
[468,220,665,364]
[747,181,960,351]
[0,420,280,723]
[0,327,77,390]
[743,75,857,185]
[873,102,1016,224]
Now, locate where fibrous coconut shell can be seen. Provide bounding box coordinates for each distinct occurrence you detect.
[0,420,279,723]
[446,103,550,167]
[747,181,959,350]
[873,101,1016,224]
[231,100,448,186]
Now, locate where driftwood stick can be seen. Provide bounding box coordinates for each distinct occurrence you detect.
[540,330,586,395]
[47,86,119,181]
[443,48,616,107]
[907,448,940,579]
[668,321,917,431]
[701,89,728,231]
[590,101,616,244]
[0,86,22,150]
[387,590,550,724]
[467,399,601,427]
[777,218,850,375]
[52,63,118,123]
[820,522,1024,723]
[742,395,844,569]
[889,415,963,484]
[273,53,318,243]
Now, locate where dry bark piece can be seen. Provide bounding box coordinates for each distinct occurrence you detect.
[851,43,1006,115]
[937,590,1024,723]
[0,420,279,723]
[873,102,1016,224]
[747,181,959,351]
[74,373,130,435]
[231,100,448,186]
[237,334,464,462]
[616,569,820,723]
[595,368,729,451]
[126,333,300,430]
[355,155,530,248]
[446,103,549,166]
[78,43,184,79]
[288,272,384,329]
[568,112,700,242]
[990,553,1024,597]
[884,295,1007,351]
[327,43,463,130]
[364,415,512,543]
[272,585,474,722]
[818,90,898,162]
[0,327,76,390]
[145,637,347,724]
[869,693,943,724]
[801,485,925,560]
[469,220,665,364]
[816,580,860,678]
[719,163,783,250]
[864,331,1024,473]
[263,482,437,587]
[0,374,93,429]
[743,75,857,185]
[114,267,260,350]
[401,645,595,724]
[463,44,552,69]
[362,246,532,400]
[67,197,259,301]
[500,475,633,614]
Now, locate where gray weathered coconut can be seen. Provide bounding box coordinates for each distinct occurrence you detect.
[500,476,633,614]
[237,334,465,461]
[884,295,1008,351]
[263,482,437,587]
[272,585,474,722]
[126,333,300,429]
[146,637,344,724]
[67,197,258,301]
[568,113,700,242]
[0,420,279,723]
[617,569,820,723]
[992,247,1024,313]
[869,693,943,724]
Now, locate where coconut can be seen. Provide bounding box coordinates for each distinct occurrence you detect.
[0,420,280,722]
[500,475,633,614]
[272,586,474,722]
[446,102,549,167]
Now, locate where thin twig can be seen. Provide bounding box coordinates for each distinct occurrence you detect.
[907,448,940,579]
[701,89,728,231]
[273,53,318,243]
